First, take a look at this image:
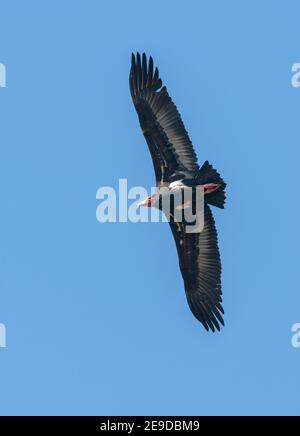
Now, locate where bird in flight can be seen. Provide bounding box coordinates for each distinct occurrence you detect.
[129,53,226,332]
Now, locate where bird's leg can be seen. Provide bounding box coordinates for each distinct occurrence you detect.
[203,183,221,195]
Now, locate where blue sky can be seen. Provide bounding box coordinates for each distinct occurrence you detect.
[0,0,300,416]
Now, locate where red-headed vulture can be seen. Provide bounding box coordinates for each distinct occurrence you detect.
[130,53,226,332]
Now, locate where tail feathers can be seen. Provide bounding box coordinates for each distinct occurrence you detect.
[197,161,226,209]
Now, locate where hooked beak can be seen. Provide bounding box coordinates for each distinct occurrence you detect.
[138,197,152,207]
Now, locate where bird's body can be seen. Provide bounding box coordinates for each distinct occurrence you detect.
[130,53,226,332]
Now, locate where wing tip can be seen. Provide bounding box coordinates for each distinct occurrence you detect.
[187,294,225,332]
[130,52,160,92]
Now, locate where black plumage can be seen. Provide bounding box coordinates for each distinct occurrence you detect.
[130,53,226,331]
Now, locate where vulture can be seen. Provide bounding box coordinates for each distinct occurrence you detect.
[129,53,226,332]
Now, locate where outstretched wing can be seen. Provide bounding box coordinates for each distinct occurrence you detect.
[130,52,199,184]
[169,204,224,332]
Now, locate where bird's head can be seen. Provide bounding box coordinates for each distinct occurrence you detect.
[138,195,155,207]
